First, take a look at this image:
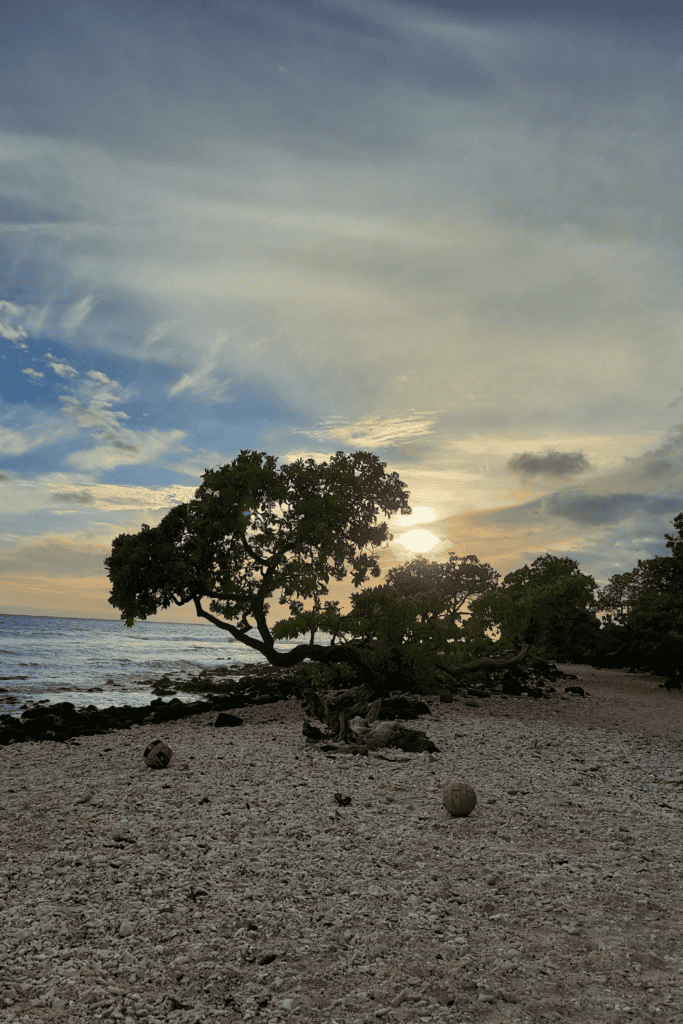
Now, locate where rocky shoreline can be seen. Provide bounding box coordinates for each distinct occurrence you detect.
[0,655,590,748]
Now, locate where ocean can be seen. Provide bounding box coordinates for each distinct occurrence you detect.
[0,614,334,719]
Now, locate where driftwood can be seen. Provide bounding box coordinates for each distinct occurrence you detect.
[303,683,381,742]
[302,683,439,754]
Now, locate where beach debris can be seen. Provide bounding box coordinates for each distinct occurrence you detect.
[302,689,440,755]
[143,739,173,768]
[302,720,326,742]
[303,708,438,757]
[303,683,381,743]
[1,694,227,745]
[443,780,477,817]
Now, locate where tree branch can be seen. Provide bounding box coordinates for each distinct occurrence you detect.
[193,596,379,670]
[429,642,531,680]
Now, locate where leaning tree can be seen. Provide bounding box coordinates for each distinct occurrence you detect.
[105,448,535,704]
[106,449,411,683]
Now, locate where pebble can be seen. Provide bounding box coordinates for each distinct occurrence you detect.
[0,688,681,1024]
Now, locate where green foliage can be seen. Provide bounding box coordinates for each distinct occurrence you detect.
[462,553,599,661]
[588,514,683,677]
[105,448,412,670]
[378,552,501,627]
[301,660,359,693]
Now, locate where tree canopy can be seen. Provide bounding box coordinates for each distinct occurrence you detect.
[460,553,601,661]
[270,551,504,694]
[598,513,683,678]
[105,448,412,669]
[273,551,501,645]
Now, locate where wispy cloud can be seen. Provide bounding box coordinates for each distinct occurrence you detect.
[52,370,187,472]
[2,0,683,614]
[45,352,79,378]
[0,402,75,456]
[0,535,112,577]
[59,371,131,433]
[0,303,29,346]
[65,428,186,472]
[169,449,233,478]
[0,474,197,516]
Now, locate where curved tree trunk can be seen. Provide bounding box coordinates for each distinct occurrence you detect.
[428,642,531,682]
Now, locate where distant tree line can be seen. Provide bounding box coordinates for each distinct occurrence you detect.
[104,449,683,694]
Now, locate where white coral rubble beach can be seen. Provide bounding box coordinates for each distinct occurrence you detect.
[0,686,681,1024]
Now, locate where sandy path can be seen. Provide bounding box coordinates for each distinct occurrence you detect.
[465,662,683,747]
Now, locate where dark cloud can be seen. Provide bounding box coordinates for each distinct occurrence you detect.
[50,489,94,504]
[546,489,677,526]
[641,457,675,479]
[466,488,683,530]
[506,448,593,478]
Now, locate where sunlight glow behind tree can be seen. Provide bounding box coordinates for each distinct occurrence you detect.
[398,529,440,553]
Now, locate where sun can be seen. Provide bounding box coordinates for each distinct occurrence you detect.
[398,529,440,553]
[389,505,442,553]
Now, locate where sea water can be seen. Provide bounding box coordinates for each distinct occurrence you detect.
[0,614,333,718]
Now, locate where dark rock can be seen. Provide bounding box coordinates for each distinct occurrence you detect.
[214,713,244,728]
[389,727,440,754]
[1,694,214,745]
[565,685,586,697]
[501,671,523,696]
[21,706,54,721]
[208,694,247,711]
[0,652,585,748]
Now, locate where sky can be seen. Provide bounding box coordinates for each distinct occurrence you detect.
[2,0,683,627]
